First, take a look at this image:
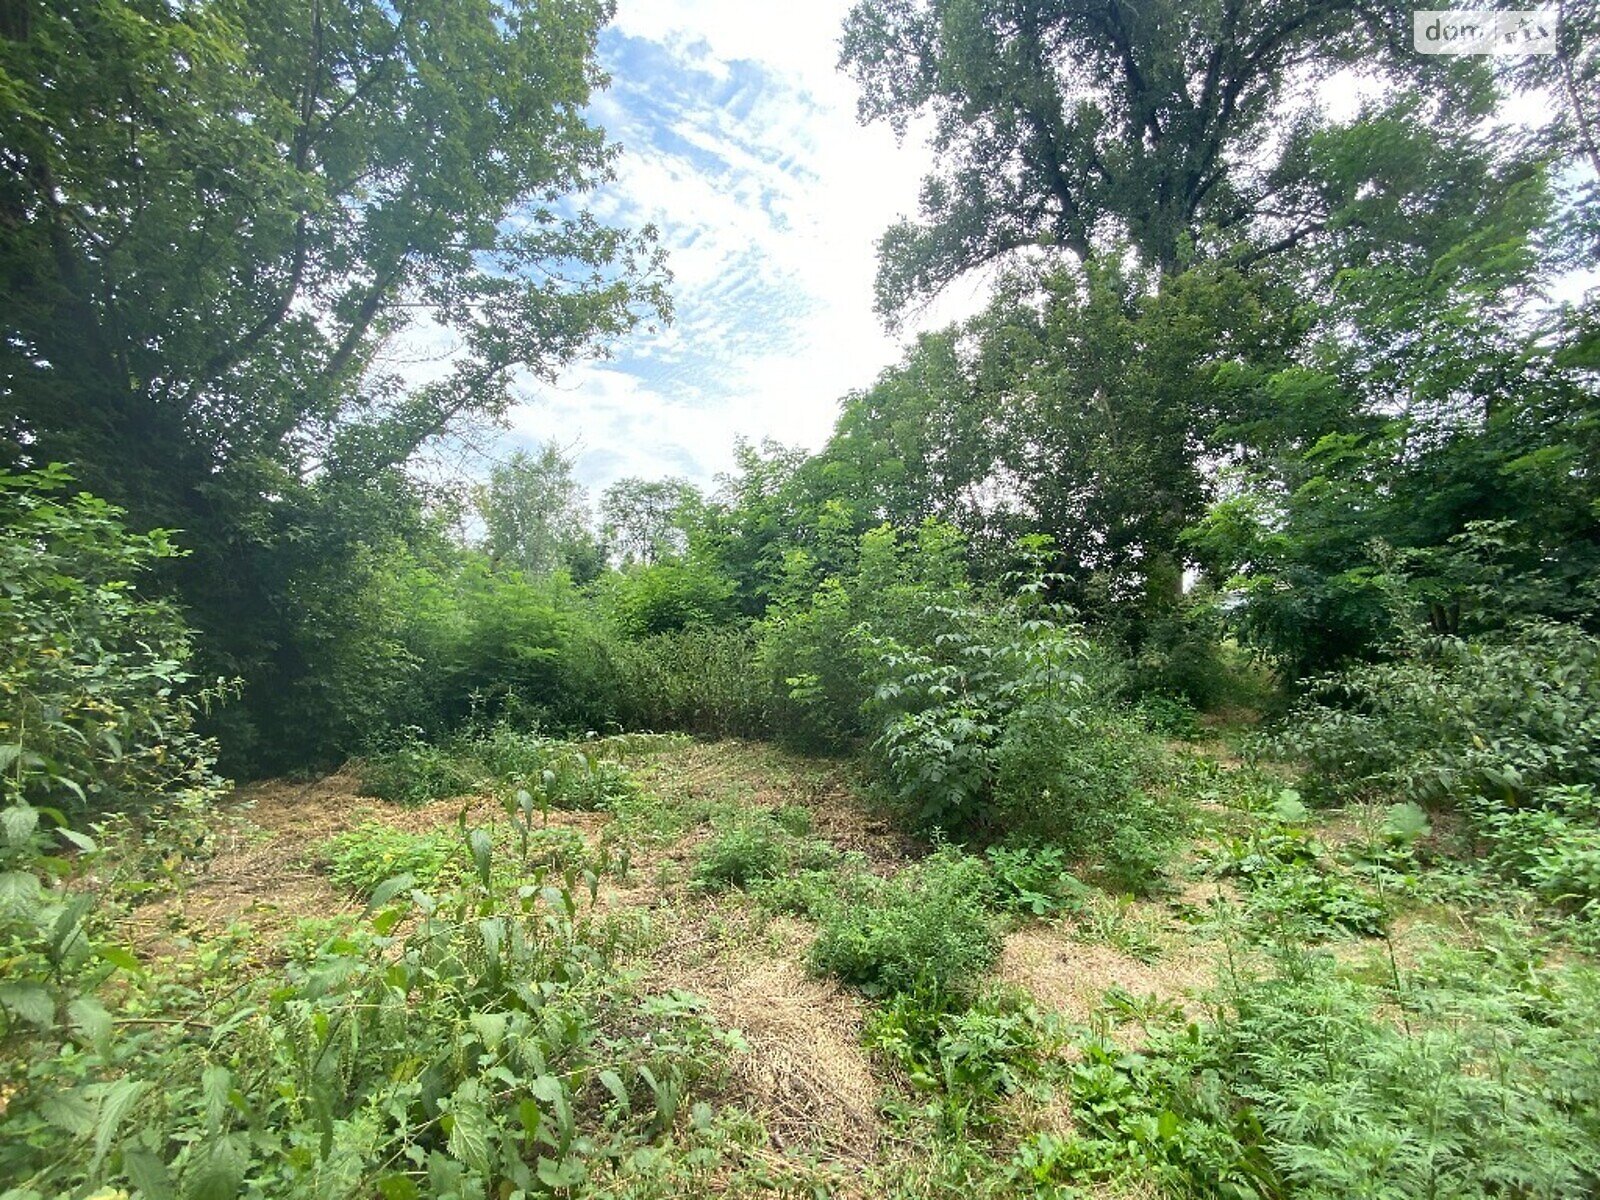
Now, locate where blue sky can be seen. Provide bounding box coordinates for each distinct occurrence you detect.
[491,1,956,499]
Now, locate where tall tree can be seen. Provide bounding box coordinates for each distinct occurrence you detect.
[599,477,701,566]
[839,0,1465,314]
[475,446,599,580]
[0,0,668,768]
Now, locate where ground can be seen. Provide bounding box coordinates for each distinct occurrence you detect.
[118,735,1481,1195]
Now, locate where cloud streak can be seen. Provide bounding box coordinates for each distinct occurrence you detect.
[501,2,934,496]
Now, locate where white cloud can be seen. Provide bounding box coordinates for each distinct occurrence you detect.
[500,3,950,495]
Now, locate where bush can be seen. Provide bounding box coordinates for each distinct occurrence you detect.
[0,468,228,1068]
[1275,620,1600,919]
[859,556,1171,853]
[809,848,1001,997]
[983,845,1089,916]
[1274,620,1600,808]
[358,729,479,805]
[606,625,769,736]
[601,560,738,638]
[0,466,229,821]
[321,822,459,895]
[692,816,790,891]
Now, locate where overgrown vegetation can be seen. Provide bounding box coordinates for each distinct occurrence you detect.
[4,0,1600,1194]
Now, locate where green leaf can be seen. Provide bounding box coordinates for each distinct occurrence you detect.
[124,1149,174,1200]
[97,943,142,974]
[184,1137,246,1200]
[598,1069,630,1114]
[1383,802,1432,844]
[371,906,405,936]
[376,1176,421,1200]
[1,803,39,846]
[536,1157,586,1188]
[0,981,55,1027]
[40,1088,95,1134]
[469,828,494,887]
[445,1080,492,1174]
[68,995,113,1045]
[59,828,97,853]
[90,1077,149,1171]
[201,1066,232,1136]
[469,1011,508,1052]
[367,873,416,912]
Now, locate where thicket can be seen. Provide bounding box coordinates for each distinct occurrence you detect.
[1275,614,1600,933]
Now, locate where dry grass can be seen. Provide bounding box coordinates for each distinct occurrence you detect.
[998,926,1217,1033]
[645,901,884,1164]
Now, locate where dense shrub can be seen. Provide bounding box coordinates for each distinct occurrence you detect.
[809,848,1001,996]
[1275,620,1600,808]
[601,560,738,638]
[1275,620,1600,919]
[0,469,228,1141]
[606,625,769,736]
[0,467,229,820]
[759,522,972,750]
[358,728,480,804]
[859,550,1169,851]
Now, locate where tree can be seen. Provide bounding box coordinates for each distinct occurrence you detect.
[0,0,668,769]
[839,0,1465,314]
[475,446,599,580]
[599,477,701,565]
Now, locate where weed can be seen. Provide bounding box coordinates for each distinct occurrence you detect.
[809,848,1001,996]
[1072,892,1165,964]
[866,985,1057,1136]
[984,844,1088,916]
[358,728,478,804]
[692,816,790,891]
[321,821,459,895]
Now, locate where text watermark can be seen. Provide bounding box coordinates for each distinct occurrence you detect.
[1414,8,1557,53]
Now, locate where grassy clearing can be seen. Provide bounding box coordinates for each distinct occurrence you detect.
[16,731,1597,1198]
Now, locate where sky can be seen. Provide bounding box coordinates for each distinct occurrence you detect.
[492,0,952,500]
[471,3,1596,504]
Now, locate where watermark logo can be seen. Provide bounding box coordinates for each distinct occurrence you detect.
[1414,8,1557,53]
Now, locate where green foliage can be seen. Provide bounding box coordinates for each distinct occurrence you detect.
[1476,784,1600,924]
[0,467,230,819]
[1207,792,1387,939]
[605,625,769,737]
[1029,940,1600,1198]
[866,986,1055,1136]
[841,0,1434,309]
[691,816,790,892]
[321,823,459,896]
[809,848,1001,997]
[0,828,738,1199]
[982,845,1087,917]
[602,560,738,639]
[357,727,640,813]
[1275,620,1600,809]
[0,468,225,1079]
[859,539,1172,859]
[599,478,702,567]
[2,0,669,776]
[474,446,602,581]
[359,730,480,806]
